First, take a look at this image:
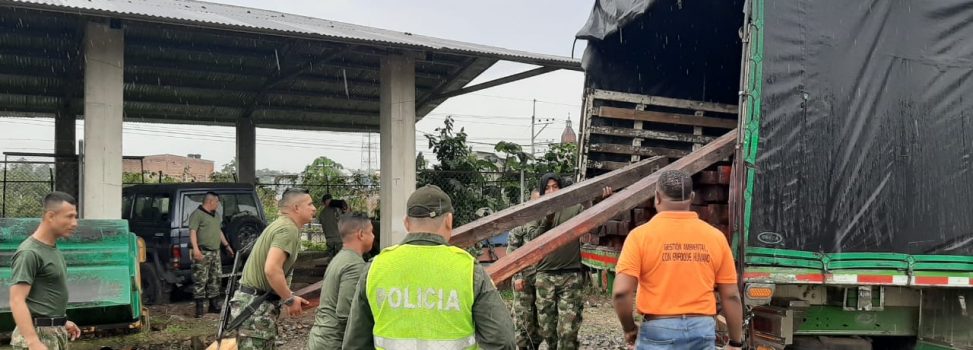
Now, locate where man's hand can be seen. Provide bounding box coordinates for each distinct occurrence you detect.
[27,339,48,350]
[224,245,235,257]
[602,186,613,199]
[65,321,81,341]
[286,296,310,316]
[624,328,638,347]
[193,250,204,262]
[513,279,525,292]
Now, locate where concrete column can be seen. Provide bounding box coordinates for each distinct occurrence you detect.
[54,110,78,199]
[236,117,256,184]
[82,21,124,219]
[379,55,417,248]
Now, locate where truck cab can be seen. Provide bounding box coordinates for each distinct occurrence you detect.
[122,183,266,304]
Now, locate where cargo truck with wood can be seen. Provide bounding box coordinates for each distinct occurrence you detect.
[448,1,973,349]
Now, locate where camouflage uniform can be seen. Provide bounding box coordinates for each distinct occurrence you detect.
[534,271,584,350]
[193,249,222,299]
[507,223,543,349]
[228,290,281,350]
[10,326,69,350]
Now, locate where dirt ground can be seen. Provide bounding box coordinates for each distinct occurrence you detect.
[28,292,628,350]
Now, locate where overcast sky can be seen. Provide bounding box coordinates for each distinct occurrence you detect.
[0,0,592,174]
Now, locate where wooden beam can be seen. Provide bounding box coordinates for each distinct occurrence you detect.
[431,66,558,101]
[595,106,737,129]
[587,160,636,171]
[588,125,716,144]
[588,143,690,159]
[449,156,669,248]
[590,89,739,115]
[487,130,737,284]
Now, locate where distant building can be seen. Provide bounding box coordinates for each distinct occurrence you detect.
[561,118,577,144]
[123,154,214,182]
[475,151,506,170]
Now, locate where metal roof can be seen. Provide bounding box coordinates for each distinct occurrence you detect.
[4,0,581,70]
[0,0,581,132]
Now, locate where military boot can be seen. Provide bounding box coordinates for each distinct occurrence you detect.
[208,298,221,313]
[195,299,205,318]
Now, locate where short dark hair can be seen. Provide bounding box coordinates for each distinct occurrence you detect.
[656,170,693,201]
[204,192,220,201]
[43,191,76,213]
[322,193,333,202]
[338,213,371,241]
[280,187,310,207]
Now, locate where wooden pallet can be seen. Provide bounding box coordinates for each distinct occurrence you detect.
[580,89,738,177]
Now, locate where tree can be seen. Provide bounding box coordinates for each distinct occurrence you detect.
[301,156,347,209]
[1,161,51,218]
[210,158,237,183]
[532,142,578,176]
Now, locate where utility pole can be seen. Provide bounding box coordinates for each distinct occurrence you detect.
[522,99,554,203]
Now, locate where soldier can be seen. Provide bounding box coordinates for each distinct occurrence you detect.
[9,192,82,350]
[343,185,515,350]
[507,190,542,350]
[317,194,342,258]
[533,173,610,350]
[228,188,314,349]
[306,213,375,349]
[189,192,235,318]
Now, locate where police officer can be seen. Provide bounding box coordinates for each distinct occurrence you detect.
[228,188,314,349]
[189,192,234,318]
[9,192,82,350]
[343,185,515,350]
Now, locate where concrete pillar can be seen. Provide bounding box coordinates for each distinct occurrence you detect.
[54,110,78,199]
[82,21,124,219]
[379,55,417,248]
[236,117,256,184]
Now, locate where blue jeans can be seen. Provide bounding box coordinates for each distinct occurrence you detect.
[637,316,717,350]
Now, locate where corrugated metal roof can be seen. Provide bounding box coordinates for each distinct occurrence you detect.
[3,0,581,70]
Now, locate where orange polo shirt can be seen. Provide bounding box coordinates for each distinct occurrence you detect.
[615,211,737,316]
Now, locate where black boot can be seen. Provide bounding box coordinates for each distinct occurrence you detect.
[208,298,221,313]
[194,299,205,318]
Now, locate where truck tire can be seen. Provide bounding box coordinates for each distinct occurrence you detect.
[227,215,265,254]
[140,262,170,305]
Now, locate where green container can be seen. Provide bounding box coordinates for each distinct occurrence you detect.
[0,219,142,332]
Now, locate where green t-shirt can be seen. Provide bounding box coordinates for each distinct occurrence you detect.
[310,248,365,348]
[10,237,68,318]
[240,216,301,292]
[188,207,223,251]
[536,204,585,272]
[318,207,341,243]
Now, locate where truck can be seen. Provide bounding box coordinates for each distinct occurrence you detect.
[123,183,267,304]
[573,1,973,349]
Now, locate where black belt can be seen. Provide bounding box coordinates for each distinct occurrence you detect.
[33,316,67,327]
[238,285,281,302]
[201,247,219,252]
[543,268,582,274]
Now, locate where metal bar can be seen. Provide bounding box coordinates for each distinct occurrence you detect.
[430,66,558,101]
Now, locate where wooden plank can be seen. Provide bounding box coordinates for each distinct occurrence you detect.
[588,125,716,144]
[449,156,669,248]
[588,143,690,158]
[487,130,737,284]
[588,160,634,171]
[591,89,739,115]
[595,106,737,129]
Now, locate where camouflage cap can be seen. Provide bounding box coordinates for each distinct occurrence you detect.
[407,185,454,218]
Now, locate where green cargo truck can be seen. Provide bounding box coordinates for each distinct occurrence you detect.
[576,0,973,349]
[0,219,144,334]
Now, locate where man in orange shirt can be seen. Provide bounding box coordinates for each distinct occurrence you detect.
[612,170,743,350]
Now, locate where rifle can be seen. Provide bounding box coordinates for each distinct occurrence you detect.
[215,240,255,349]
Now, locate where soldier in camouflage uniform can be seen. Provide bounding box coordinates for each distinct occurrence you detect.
[229,188,314,349]
[508,223,543,349]
[189,192,235,318]
[507,191,543,350]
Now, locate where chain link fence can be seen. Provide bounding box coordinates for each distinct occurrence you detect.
[1,157,55,218]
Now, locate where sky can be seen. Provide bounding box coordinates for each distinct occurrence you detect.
[0,0,593,174]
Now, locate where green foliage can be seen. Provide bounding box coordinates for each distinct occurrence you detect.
[122,171,179,184]
[257,186,279,222]
[533,142,579,176]
[301,156,347,205]
[0,161,51,218]
[210,158,237,183]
